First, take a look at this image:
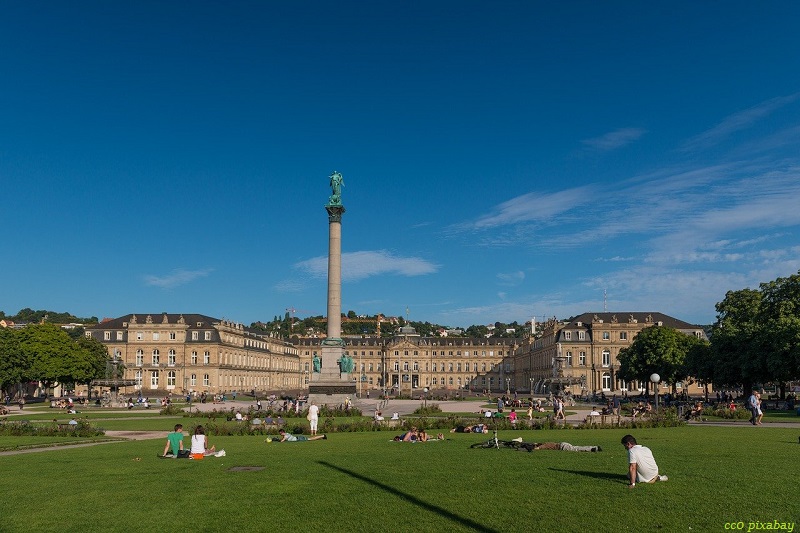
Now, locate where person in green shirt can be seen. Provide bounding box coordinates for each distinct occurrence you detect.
[162,424,185,457]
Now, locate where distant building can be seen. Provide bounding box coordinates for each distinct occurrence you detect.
[87,313,301,396]
[513,312,708,396]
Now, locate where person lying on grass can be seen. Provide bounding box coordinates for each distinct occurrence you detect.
[509,441,601,452]
[450,423,489,434]
[278,429,326,442]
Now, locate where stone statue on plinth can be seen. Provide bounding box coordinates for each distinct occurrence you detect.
[328,171,344,206]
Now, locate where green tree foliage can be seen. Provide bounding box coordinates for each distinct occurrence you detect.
[709,288,765,390]
[0,326,28,391]
[6,308,97,324]
[5,324,107,392]
[707,271,800,395]
[618,325,703,391]
[758,273,800,386]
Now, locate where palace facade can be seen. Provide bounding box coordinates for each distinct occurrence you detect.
[513,312,709,397]
[87,310,707,398]
[295,326,520,395]
[86,313,301,396]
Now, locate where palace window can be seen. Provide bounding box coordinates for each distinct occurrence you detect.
[153,332,160,341]
[579,351,586,366]
[136,331,143,340]
[602,372,611,390]
[168,350,176,366]
[190,374,197,387]
[169,332,176,340]
[192,331,198,340]
[620,331,628,340]
[203,374,210,387]
[603,331,610,340]
[564,331,571,341]
[204,332,211,341]
[578,331,586,341]
[167,371,176,387]
[152,350,160,365]
[116,331,123,341]
[204,351,210,365]
[136,350,144,367]
[150,370,159,387]
[566,351,572,366]
[602,350,611,367]
[191,351,198,365]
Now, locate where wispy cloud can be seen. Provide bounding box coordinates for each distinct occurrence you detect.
[144,268,213,289]
[497,271,525,286]
[681,92,800,152]
[582,127,646,151]
[294,250,439,282]
[463,186,594,231]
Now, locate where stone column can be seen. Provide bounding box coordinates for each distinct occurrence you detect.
[309,176,356,406]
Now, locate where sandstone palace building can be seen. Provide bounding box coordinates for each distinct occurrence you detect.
[513,312,709,397]
[87,314,301,395]
[88,311,707,397]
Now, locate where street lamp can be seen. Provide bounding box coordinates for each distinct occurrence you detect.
[423,387,429,409]
[650,373,661,411]
[505,377,510,395]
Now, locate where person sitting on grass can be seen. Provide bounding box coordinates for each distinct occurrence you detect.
[190,425,217,459]
[621,434,668,487]
[278,429,326,442]
[163,423,185,458]
[394,427,419,442]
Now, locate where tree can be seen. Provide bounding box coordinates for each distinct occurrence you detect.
[709,288,768,393]
[74,335,111,385]
[0,327,29,393]
[758,273,800,381]
[17,324,103,394]
[618,325,702,392]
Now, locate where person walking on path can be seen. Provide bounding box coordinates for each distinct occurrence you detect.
[747,389,760,425]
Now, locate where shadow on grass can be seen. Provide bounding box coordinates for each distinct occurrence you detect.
[548,468,627,484]
[318,460,499,532]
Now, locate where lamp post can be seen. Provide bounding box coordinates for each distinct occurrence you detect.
[650,373,661,411]
[505,377,510,395]
[529,377,534,395]
[423,387,429,409]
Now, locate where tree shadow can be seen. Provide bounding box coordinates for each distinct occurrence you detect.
[317,460,499,532]
[548,468,627,483]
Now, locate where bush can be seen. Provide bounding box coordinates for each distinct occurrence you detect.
[0,419,104,437]
[705,407,752,420]
[412,403,442,416]
[159,404,184,416]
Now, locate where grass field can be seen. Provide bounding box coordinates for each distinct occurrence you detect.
[1,417,798,533]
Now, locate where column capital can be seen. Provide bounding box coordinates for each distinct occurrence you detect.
[325,204,346,222]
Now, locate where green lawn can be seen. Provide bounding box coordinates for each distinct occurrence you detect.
[1,424,798,532]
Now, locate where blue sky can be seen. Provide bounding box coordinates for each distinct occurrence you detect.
[2,2,800,328]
